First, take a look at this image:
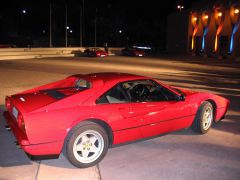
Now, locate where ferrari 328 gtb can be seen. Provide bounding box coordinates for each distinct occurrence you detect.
[3,73,229,168]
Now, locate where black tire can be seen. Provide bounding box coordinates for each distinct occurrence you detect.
[65,121,109,168]
[191,101,213,134]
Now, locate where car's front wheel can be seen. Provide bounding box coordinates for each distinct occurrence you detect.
[191,101,214,134]
[65,121,109,168]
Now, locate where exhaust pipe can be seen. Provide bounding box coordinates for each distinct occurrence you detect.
[15,141,21,149]
[5,125,11,131]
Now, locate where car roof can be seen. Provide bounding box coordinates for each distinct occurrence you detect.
[90,48,101,50]
[71,72,149,87]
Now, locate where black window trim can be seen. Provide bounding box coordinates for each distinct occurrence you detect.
[150,79,179,101]
[95,79,179,105]
[121,79,179,103]
[96,83,130,105]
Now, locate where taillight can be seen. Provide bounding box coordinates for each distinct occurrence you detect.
[5,96,11,110]
[17,113,26,133]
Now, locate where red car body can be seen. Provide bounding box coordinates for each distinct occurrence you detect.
[3,73,229,157]
[84,48,108,57]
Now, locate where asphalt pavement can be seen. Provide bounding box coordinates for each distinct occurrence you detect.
[0,55,239,180]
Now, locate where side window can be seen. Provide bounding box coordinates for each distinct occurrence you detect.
[96,85,128,104]
[160,86,178,101]
[122,80,177,102]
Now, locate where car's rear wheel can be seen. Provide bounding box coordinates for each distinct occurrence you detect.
[65,121,109,168]
[191,101,213,134]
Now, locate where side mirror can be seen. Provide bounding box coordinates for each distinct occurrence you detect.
[177,94,185,101]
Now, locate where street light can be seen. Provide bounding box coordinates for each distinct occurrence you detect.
[218,12,222,17]
[22,9,27,14]
[234,8,239,14]
[177,5,184,12]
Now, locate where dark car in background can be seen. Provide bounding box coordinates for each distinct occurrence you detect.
[84,48,108,57]
[121,47,145,57]
[0,44,16,48]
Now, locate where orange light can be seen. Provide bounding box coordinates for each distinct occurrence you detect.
[214,24,223,52]
[204,15,209,19]
[191,27,198,50]
[214,36,218,52]
[234,9,239,14]
[218,12,222,17]
[193,17,197,21]
[191,38,194,50]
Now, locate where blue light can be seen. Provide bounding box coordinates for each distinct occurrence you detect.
[229,22,240,54]
[201,28,208,51]
[202,37,205,51]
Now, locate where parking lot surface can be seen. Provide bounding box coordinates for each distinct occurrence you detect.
[0,55,239,180]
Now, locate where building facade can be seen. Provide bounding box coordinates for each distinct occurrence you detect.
[167,0,240,59]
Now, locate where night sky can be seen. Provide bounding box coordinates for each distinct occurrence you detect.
[0,0,197,48]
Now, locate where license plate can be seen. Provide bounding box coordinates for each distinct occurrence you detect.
[12,107,18,119]
[139,54,143,56]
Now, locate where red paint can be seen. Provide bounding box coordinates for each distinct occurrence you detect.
[3,73,229,156]
[84,48,108,57]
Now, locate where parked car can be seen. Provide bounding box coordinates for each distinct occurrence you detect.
[84,48,108,57]
[3,72,229,168]
[0,44,15,48]
[121,47,145,57]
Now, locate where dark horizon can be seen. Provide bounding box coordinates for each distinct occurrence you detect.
[0,0,196,48]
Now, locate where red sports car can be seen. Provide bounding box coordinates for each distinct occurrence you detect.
[3,73,229,168]
[84,48,108,57]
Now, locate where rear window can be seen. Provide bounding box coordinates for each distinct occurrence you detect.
[75,79,91,89]
[40,78,91,100]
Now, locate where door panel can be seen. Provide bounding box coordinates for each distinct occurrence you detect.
[130,100,193,138]
[93,103,142,144]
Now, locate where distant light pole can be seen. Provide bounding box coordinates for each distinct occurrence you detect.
[20,9,27,44]
[118,30,123,46]
[80,0,84,47]
[20,9,27,26]
[49,2,52,47]
[65,3,68,47]
[94,8,97,47]
[177,5,184,12]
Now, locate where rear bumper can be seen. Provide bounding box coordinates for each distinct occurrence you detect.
[3,111,29,145]
[3,111,63,156]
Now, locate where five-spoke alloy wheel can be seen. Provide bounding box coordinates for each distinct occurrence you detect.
[65,121,109,168]
[192,101,214,134]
